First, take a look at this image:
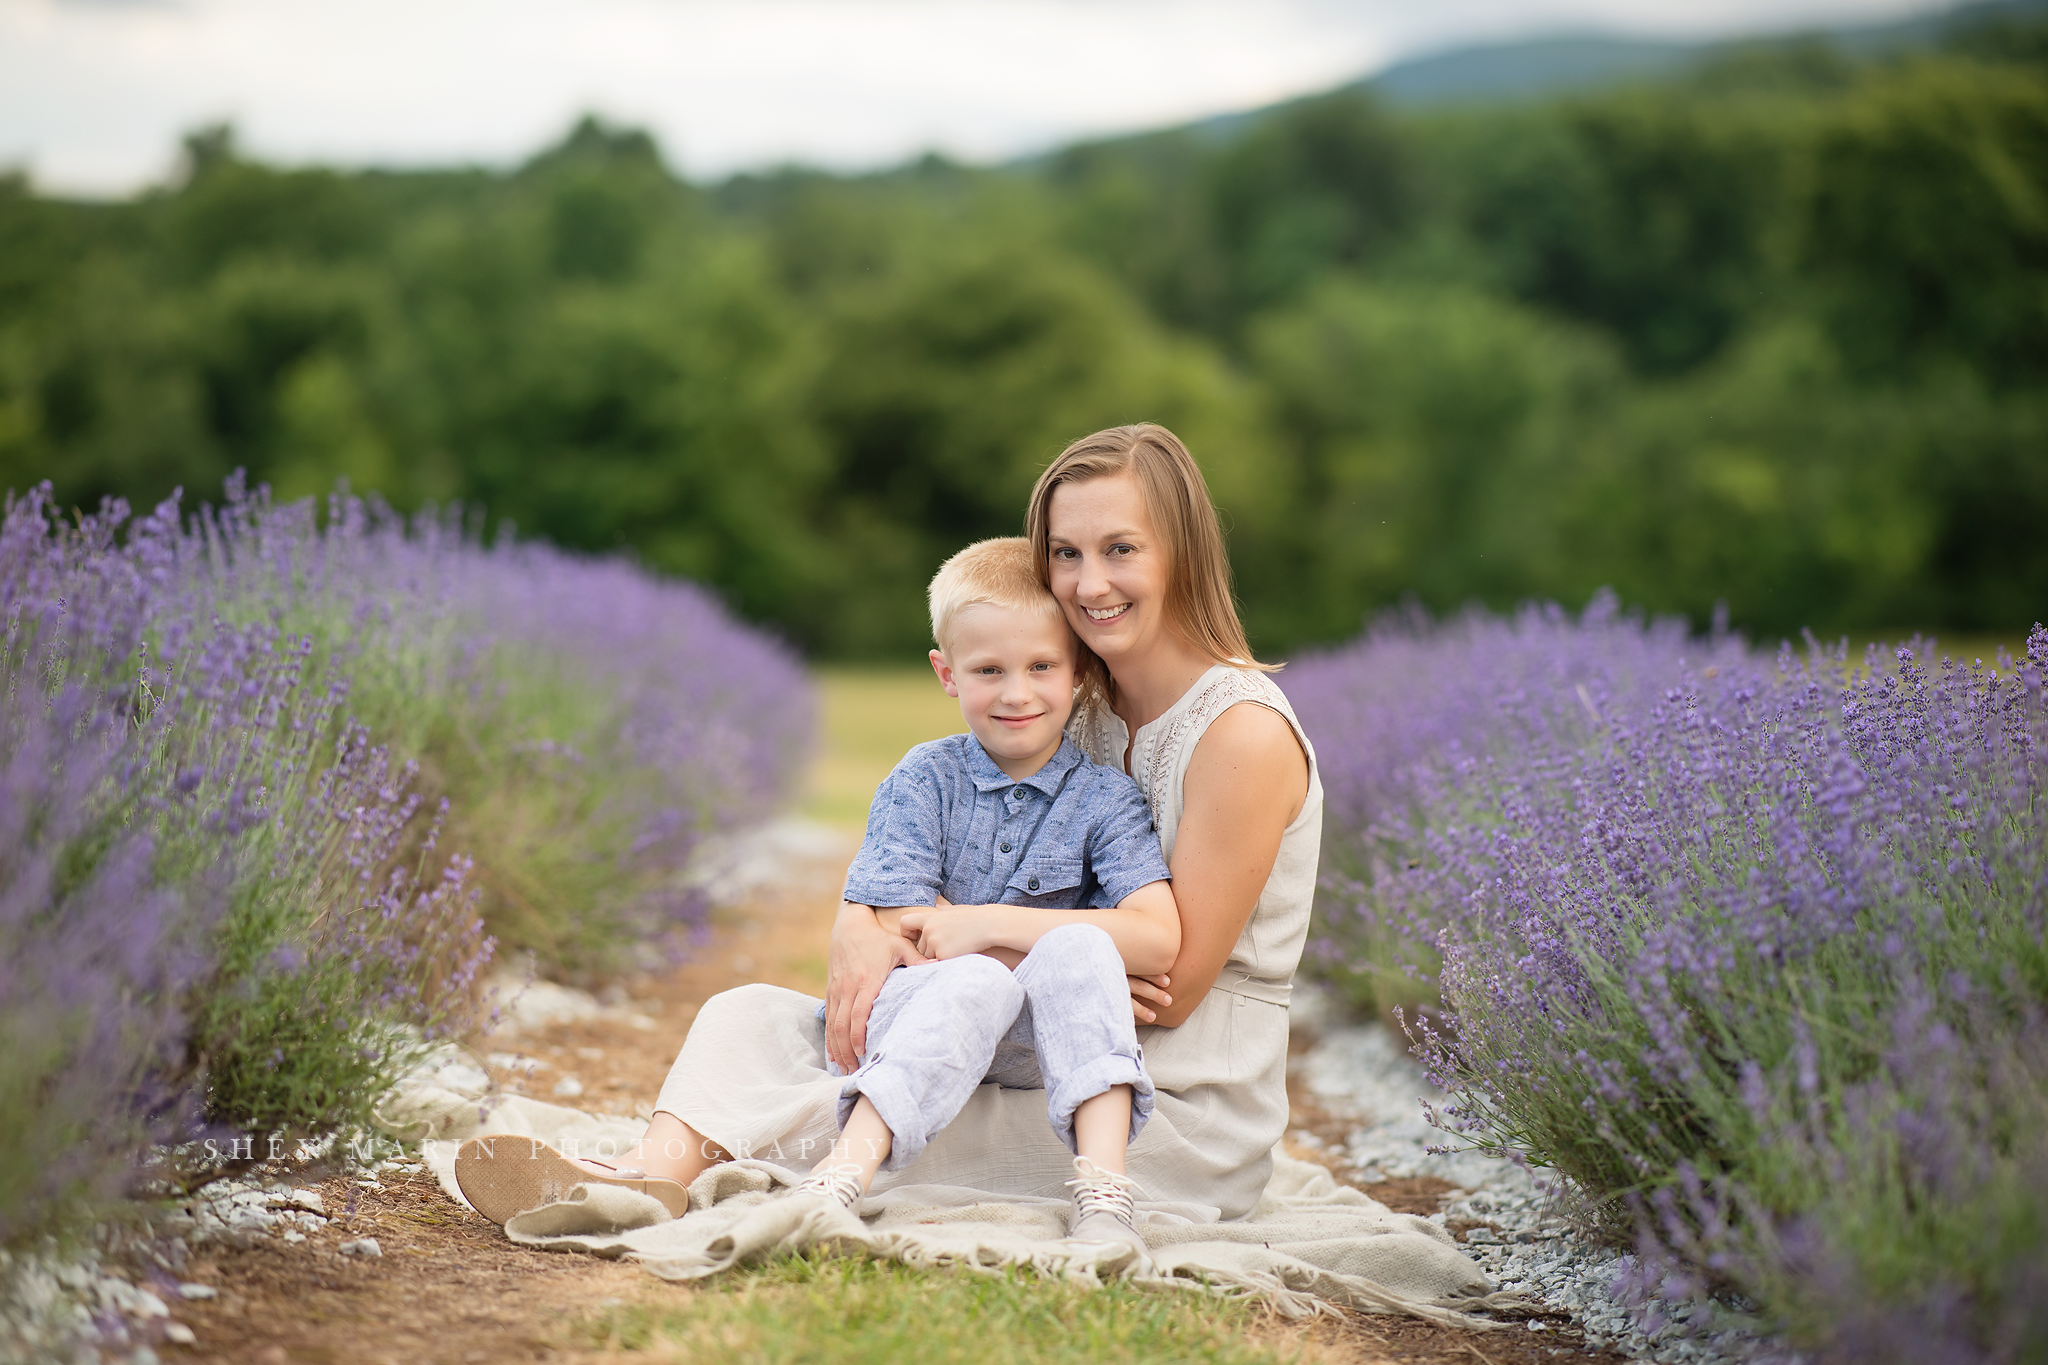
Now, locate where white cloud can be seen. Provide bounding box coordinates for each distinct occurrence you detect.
[0,0,1939,195]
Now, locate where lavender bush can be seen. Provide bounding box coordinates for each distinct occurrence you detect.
[1290,603,2048,1363]
[1284,594,1749,1006]
[0,475,810,1242]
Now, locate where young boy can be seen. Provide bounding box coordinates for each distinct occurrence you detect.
[456,539,1177,1255]
[786,536,1180,1254]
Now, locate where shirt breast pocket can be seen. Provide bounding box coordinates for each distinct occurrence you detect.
[1004,858,1085,906]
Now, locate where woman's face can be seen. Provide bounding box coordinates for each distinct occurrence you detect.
[1046,471,1173,669]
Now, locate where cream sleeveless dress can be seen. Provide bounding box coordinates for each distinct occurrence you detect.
[653,663,1323,1222]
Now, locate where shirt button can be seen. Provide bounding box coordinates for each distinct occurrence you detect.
[1010,788,1022,800]
[1000,842,1011,853]
[1027,877,1040,892]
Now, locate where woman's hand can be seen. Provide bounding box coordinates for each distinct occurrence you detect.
[826,901,930,1070]
[1128,973,1172,1024]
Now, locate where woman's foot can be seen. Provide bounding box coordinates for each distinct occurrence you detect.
[453,1138,691,1225]
[1064,1156,1148,1267]
[787,1162,867,1211]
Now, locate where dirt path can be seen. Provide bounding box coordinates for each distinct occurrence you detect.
[151,827,1624,1365]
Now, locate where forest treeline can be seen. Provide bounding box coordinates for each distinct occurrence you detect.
[3,18,2043,658]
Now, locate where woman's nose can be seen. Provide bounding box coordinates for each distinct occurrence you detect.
[1075,554,1110,602]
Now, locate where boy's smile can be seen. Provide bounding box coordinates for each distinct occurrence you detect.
[930,604,1077,781]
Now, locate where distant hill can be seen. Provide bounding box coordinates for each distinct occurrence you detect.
[1152,0,2043,149]
[1363,0,2047,107]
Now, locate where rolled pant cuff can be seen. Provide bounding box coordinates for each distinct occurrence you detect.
[837,1069,931,1173]
[1044,1055,1154,1153]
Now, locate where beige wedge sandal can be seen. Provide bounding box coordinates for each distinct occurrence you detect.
[453,1137,692,1225]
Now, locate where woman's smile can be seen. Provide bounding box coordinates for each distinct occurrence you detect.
[1083,604,1131,622]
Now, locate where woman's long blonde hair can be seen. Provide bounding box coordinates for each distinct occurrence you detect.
[1025,424,1275,706]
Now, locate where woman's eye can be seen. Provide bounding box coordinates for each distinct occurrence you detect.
[1109,543,1134,556]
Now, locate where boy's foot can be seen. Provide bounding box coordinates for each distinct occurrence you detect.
[788,1162,867,1211]
[454,1138,691,1225]
[1064,1156,1149,1268]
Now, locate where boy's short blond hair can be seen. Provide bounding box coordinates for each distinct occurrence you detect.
[929,537,1068,654]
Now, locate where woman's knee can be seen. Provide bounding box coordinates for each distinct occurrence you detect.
[694,981,790,1026]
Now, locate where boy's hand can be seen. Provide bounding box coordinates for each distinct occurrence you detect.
[898,908,1001,961]
[1128,973,1172,1025]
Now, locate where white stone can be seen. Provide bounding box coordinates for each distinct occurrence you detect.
[338,1238,382,1258]
[176,1283,216,1300]
[552,1076,585,1098]
[164,1324,196,1345]
[273,1189,325,1215]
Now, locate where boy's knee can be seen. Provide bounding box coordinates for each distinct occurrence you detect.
[1026,923,1123,984]
[940,952,1024,999]
[1036,921,1117,962]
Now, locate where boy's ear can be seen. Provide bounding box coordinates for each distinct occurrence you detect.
[929,649,961,698]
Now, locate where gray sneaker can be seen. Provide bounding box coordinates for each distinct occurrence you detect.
[1064,1157,1150,1270]
[790,1161,866,1211]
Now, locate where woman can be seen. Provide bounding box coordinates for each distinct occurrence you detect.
[462,423,1321,1224]
[821,422,1317,1218]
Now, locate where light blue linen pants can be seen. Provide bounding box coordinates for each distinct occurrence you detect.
[827,922,1154,1173]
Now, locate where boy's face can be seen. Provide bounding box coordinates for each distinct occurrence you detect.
[930,604,1077,780]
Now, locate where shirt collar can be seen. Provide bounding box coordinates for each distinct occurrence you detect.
[965,733,1084,796]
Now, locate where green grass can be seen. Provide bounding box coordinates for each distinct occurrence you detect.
[801,666,968,825]
[565,1254,1322,1364]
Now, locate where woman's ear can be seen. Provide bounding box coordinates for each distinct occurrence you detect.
[929,649,962,698]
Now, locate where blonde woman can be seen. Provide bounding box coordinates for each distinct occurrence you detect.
[463,423,1320,1225]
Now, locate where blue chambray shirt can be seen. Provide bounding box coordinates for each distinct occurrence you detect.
[842,733,1169,910]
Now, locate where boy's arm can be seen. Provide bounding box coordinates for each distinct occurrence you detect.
[898,880,1180,975]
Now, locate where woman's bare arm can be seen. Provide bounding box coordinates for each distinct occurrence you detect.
[1144,702,1308,1028]
[825,901,930,1069]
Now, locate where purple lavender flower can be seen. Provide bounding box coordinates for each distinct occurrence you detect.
[0,473,811,1236]
[1289,602,2048,1362]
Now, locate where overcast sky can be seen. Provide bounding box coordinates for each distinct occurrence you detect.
[2,0,1937,196]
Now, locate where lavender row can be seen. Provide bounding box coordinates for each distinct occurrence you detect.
[0,476,811,1244]
[1287,603,2048,1364]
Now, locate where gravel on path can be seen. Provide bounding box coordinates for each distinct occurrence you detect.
[1294,1015,1792,1365]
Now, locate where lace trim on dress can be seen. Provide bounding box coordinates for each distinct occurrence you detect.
[1138,667,1279,816]
[1070,667,1309,819]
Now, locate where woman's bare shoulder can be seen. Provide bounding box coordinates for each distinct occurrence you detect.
[1186,699,1307,801]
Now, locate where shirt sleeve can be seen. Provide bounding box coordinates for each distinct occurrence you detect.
[841,753,948,908]
[1086,772,1172,907]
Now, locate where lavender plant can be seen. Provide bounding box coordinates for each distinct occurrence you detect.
[0,474,810,1240]
[0,693,217,1243]
[1283,593,1748,1005]
[1292,605,2048,1362]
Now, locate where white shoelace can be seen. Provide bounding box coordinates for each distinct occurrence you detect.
[793,1162,866,1209]
[1065,1157,1138,1228]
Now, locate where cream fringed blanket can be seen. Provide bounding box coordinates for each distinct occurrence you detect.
[376,1080,1516,1327]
